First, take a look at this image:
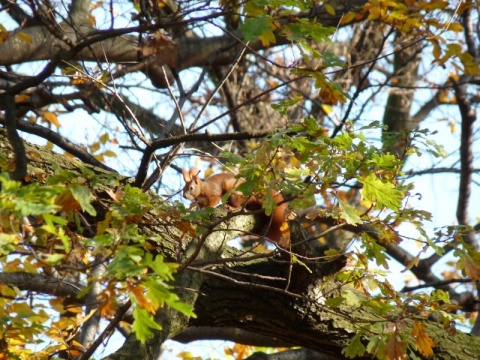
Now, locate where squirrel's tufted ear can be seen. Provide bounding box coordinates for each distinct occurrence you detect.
[182,168,191,182]
[189,168,200,178]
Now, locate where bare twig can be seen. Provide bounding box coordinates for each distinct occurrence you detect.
[190,40,249,131]
[78,300,132,360]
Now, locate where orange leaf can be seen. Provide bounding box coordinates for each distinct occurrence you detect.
[128,284,157,314]
[411,321,435,357]
[15,94,31,103]
[176,221,196,237]
[56,190,81,213]
[98,288,117,318]
[43,112,61,128]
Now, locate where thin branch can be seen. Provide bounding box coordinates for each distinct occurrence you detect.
[190,40,249,131]
[402,278,473,292]
[162,66,186,135]
[332,27,394,137]
[0,0,35,25]
[78,300,132,360]
[403,167,480,178]
[410,90,442,124]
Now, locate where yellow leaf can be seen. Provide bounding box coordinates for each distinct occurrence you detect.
[16,32,32,43]
[65,305,83,314]
[448,119,456,133]
[324,4,336,15]
[177,351,200,360]
[340,12,357,25]
[72,74,89,85]
[446,23,463,32]
[80,309,97,325]
[27,149,42,161]
[321,104,333,114]
[411,321,435,357]
[232,343,252,358]
[94,154,104,162]
[89,141,100,153]
[103,150,116,157]
[0,285,16,297]
[99,132,110,144]
[431,40,441,60]
[437,90,450,103]
[43,112,61,128]
[259,29,276,47]
[49,298,66,313]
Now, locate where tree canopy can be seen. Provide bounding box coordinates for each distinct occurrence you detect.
[0,1,479,359]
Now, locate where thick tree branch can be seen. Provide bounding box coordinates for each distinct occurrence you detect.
[453,75,476,246]
[382,33,423,157]
[173,326,293,347]
[0,118,115,172]
[0,271,83,298]
[0,94,27,180]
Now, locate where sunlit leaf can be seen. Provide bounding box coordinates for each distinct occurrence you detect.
[411,321,435,357]
[359,174,403,210]
[338,199,362,225]
[69,184,97,216]
[132,307,162,343]
[43,112,61,128]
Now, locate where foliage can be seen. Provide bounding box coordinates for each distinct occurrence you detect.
[0,170,192,358]
[0,0,479,359]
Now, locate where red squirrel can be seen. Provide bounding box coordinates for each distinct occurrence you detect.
[182,168,289,247]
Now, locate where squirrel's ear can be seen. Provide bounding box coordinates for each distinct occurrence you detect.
[182,169,191,182]
[190,168,200,178]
